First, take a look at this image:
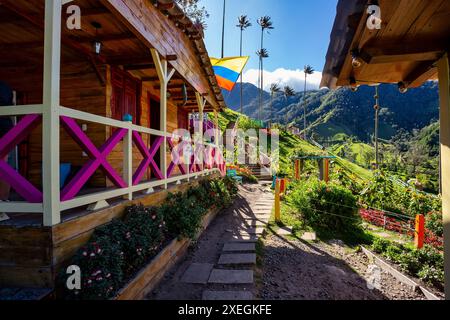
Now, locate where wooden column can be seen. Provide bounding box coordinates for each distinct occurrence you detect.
[42,0,62,226]
[437,53,450,299]
[324,159,330,183]
[151,49,175,189]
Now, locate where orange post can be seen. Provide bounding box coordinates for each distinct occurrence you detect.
[415,214,425,249]
[275,179,281,222]
[324,159,330,183]
[280,178,287,194]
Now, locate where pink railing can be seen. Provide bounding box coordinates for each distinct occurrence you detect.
[0,108,225,216]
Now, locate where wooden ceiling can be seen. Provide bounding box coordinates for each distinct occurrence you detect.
[321,0,450,89]
[0,0,222,111]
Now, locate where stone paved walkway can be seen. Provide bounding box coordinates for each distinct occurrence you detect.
[148,181,274,300]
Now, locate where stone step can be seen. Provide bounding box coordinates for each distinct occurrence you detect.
[242,227,265,235]
[223,242,256,252]
[231,234,259,242]
[180,263,214,284]
[218,253,256,266]
[202,291,253,301]
[243,219,267,227]
[208,269,254,284]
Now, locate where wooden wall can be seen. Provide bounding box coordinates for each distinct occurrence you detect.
[0,57,107,189]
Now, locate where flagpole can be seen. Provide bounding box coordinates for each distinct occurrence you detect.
[221,0,226,58]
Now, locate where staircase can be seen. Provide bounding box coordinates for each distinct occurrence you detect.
[247,164,272,180]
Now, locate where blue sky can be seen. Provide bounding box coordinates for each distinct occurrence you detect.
[201,0,338,90]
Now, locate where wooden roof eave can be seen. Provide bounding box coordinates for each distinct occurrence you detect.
[147,0,225,111]
[320,0,368,89]
[321,0,450,90]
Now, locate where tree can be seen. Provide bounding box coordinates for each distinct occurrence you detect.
[303,65,314,138]
[256,48,269,121]
[269,83,281,128]
[257,16,274,121]
[175,0,210,29]
[236,15,252,114]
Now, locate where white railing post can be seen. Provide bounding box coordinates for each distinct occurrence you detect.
[151,49,175,189]
[196,92,206,173]
[437,53,450,300]
[123,123,133,200]
[42,0,62,226]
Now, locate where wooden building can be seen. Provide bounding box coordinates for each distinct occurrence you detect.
[320,0,450,299]
[0,0,226,291]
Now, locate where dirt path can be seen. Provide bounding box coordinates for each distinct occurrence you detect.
[148,183,269,300]
[258,234,425,300]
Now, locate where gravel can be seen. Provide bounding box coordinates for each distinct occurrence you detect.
[257,235,426,300]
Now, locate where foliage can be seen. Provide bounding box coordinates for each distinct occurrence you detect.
[63,205,166,300]
[370,238,444,290]
[425,211,443,237]
[359,170,441,216]
[61,177,238,300]
[286,178,361,238]
[175,0,209,29]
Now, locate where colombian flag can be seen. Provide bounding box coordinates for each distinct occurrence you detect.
[211,56,250,91]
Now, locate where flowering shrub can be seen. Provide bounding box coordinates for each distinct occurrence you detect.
[61,177,238,300]
[359,208,412,235]
[359,209,443,250]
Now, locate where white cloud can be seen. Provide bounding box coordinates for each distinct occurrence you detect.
[241,68,322,92]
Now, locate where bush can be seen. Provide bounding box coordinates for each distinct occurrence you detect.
[286,178,361,237]
[371,237,390,254]
[425,211,443,237]
[62,177,238,300]
[160,191,207,240]
[370,236,444,290]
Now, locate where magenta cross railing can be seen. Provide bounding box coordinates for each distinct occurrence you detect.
[0,109,225,215]
[0,114,43,203]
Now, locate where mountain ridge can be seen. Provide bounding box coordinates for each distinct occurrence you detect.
[224,82,440,142]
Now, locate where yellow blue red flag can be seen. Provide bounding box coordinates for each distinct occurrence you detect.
[210,56,250,91]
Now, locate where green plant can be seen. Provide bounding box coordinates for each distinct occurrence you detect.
[425,211,443,237]
[286,178,361,237]
[371,237,390,254]
[370,236,444,290]
[65,235,125,300]
[160,191,207,240]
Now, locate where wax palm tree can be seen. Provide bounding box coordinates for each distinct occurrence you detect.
[269,83,281,127]
[283,86,296,127]
[257,16,274,120]
[303,65,314,138]
[256,48,269,121]
[236,15,251,115]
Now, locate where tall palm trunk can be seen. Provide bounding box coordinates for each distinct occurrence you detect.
[303,73,307,138]
[259,29,264,121]
[239,28,243,114]
[221,0,226,58]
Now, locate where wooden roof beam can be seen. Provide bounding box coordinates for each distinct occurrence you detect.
[155,0,175,11]
[360,43,446,64]
[405,61,439,88]
[123,63,155,70]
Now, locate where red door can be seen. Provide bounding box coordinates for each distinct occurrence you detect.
[111,68,140,124]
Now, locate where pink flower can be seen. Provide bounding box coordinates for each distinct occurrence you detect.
[90,253,96,257]
[82,252,87,256]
